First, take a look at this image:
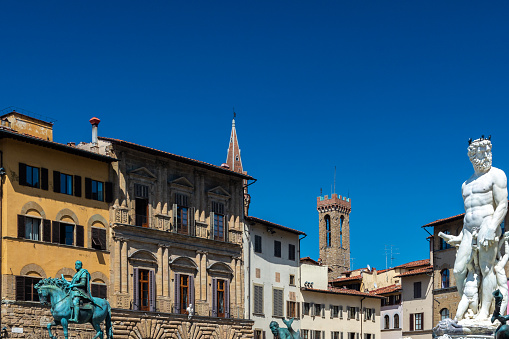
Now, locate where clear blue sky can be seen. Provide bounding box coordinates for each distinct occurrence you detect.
[2,1,509,272]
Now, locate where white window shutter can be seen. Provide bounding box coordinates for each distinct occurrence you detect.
[363,307,366,321]
[347,306,350,320]
[340,305,343,319]
[372,308,376,322]
[330,304,334,319]
[321,304,325,318]
[356,307,360,320]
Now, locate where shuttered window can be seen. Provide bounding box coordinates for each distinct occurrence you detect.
[274,240,281,258]
[91,227,107,250]
[254,235,262,253]
[16,276,41,301]
[414,282,422,298]
[288,244,296,261]
[273,288,284,317]
[254,284,264,314]
[91,283,107,299]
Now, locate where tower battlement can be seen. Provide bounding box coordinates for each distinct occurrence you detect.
[317,194,351,212]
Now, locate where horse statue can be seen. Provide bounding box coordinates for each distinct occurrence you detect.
[35,277,113,339]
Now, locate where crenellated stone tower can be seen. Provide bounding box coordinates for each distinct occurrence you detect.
[317,193,351,279]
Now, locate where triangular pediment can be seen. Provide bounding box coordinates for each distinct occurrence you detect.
[208,186,230,198]
[128,167,157,180]
[170,176,194,189]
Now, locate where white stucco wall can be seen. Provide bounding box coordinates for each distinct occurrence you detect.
[244,219,302,335]
[301,262,329,290]
[300,290,381,339]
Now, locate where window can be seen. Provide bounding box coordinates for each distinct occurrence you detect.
[51,221,83,247]
[21,164,40,188]
[332,332,340,339]
[16,276,41,301]
[175,193,189,235]
[349,306,356,319]
[19,216,41,241]
[384,315,390,329]
[348,333,356,339]
[314,331,322,339]
[287,301,299,318]
[289,274,295,286]
[91,283,107,299]
[440,308,449,320]
[91,227,107,250]
[340,216,344,247]
[217,279,226,317]
[289,244,296,261]
[441,269,450,288]
[315,303,322,317]
[135,184,149,227]
[332,305,340,318]
[254,284,264,315]
[61,222,75,246]
[394,314,399,328]
[325,215,331,247]
[440,230,451,250]
[179,275,190,314]
[410,313,423,331]
[91,180,104,201]
[133,269,155,311]
[273,288,284,317]
[254,235,262,253]
[212,202,225,241]
[413,281,422,298]
[303,302,310,316]
[254,330,264,339]
[364,308,374,321]
[60,173,73,195]
[139,269,151,311]
[301,330,309,339]
[274,240,281,258]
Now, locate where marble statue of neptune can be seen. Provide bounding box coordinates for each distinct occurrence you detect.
[440,137,508,320]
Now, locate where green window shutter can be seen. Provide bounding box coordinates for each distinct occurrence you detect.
[17,215,25,238]
[105,181,113,203]
[76,225,84,247]
[53,171,61,193]
[43,219,52,242]
[85,177,92,199]
[19,163,27,186]
[41,168,48,190]
[74,175,82,197]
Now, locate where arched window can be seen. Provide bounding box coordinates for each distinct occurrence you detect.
[340,216,344,247]
[440,231,451,250]
[325,215,331,247]
[440,308,450,320]
[384,315,390,329]
[394,314,399,328]
[441,269,450,288]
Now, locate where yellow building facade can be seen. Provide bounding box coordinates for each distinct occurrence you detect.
[0,111,114,304]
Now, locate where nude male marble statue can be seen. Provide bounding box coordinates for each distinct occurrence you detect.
[440,137,508,320]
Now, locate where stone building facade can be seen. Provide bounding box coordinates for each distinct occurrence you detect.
[79,133,253,327]
[317,194,351,279]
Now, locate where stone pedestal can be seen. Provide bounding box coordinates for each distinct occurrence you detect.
[433,318,499,339]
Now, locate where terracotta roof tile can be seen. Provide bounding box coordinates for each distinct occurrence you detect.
[302,287,383,298]
[329,275,362,283]
[300,257,321,266]
[422,213,464,228]
[395,266,433,278]
[371,284,401,295]
[99,136,254,180]
[245,216,306,236]
[393,259,430,269]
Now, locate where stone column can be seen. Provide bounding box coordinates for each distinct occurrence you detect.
[201,252,207,301]
[157,245,163,297]
[114,236,122,293]
[163,246,169,297]
[121,239,128,294]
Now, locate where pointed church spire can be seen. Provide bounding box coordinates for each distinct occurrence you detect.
[226,113,243,174]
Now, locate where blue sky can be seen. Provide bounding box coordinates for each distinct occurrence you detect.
[2,1,509,272]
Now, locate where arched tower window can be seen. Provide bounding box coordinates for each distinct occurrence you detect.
[325,215,331,247]
[384,315,390,329]
[394,314,399,328]
[440,308,449,320]
[441,269,450,288]
[340,215,344,247]
[440,231,451,250]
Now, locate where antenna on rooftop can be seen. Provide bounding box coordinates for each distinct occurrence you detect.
[334,166,336,194]
[385,245,399,269]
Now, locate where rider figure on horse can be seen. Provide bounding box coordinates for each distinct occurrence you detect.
[68,260,93,323]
